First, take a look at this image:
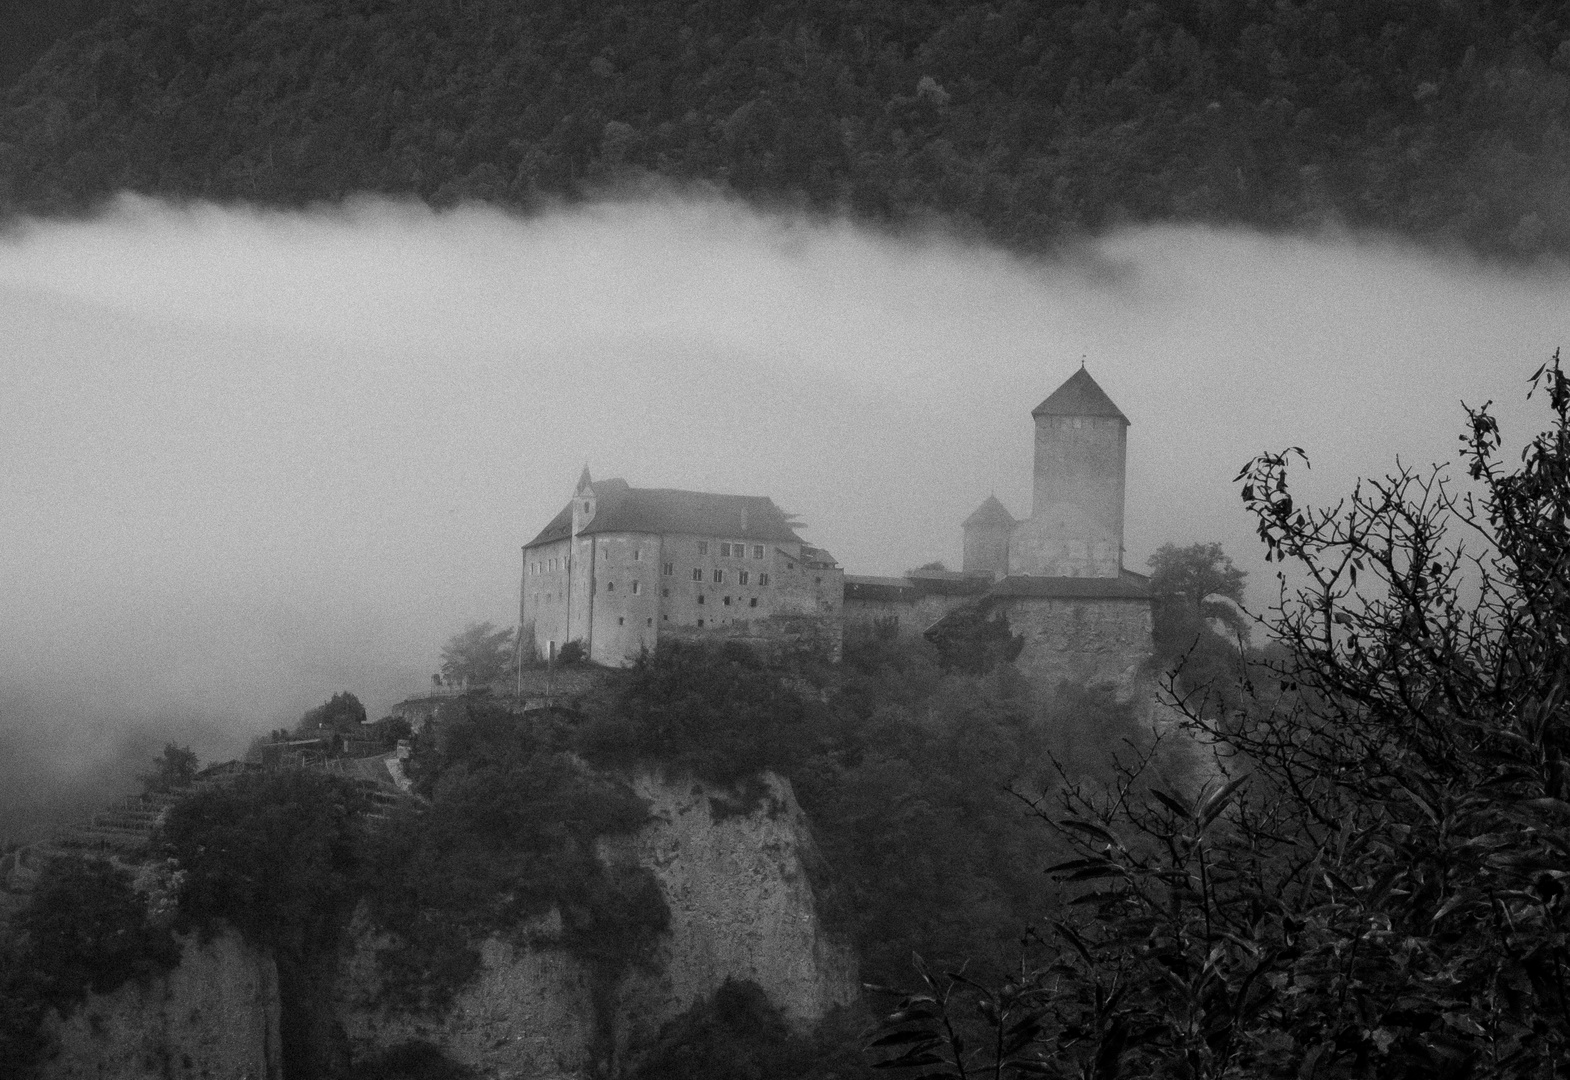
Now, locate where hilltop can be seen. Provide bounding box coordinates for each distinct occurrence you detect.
[0,0,1567,256]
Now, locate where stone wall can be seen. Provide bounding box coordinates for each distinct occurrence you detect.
[998,595,1153,700]
[38,925,281,1080]
[333,770,855,1077]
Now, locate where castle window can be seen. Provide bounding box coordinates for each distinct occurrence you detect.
[617,616,625,626]
[662,588,669,597]
[697,541,708,555]
[634,549,642,561]
[631,581,641,595]
[697,618,705,627]
[663,562,674,576]
[698,595,705,604]
[692,568,703,581]
[815,576,822,585]
[606,582,614,592]
[752,545,763,559]
[739,570,749,585]
[749,597,758,608]
[723,596,732,606]
[759,573,770,586]
[712,569,724,583]
[720,543,731,556]
[646,618,653,627]
[663,614,670,621]
[583,501,590,513]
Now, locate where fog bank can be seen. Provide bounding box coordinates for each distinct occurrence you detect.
[2,194,1566,838]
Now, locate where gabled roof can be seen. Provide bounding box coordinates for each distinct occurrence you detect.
[1032,367,1129,423]
[963,495,1016,529]
[526,478,804,548]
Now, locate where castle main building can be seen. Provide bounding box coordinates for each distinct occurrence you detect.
[519,470,843,666]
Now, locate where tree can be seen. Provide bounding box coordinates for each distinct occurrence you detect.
[139,742,198,794]
[296,691,367,736]
[439,622,515,686]
[1147,542,1250,711]
[867,352,1570,1078]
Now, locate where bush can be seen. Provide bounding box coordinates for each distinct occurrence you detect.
[343,1040,478,1080]
[363,699,664,1020]
[0,856,180,1072]
[628,980,868,1080]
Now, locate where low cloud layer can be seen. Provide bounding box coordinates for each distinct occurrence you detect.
[2,194,1567,837]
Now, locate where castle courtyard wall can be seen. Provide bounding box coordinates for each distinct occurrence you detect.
[996,596,1152,700]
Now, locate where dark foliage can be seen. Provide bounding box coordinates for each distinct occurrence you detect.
[342,1039,479,1080]
[0,856,180,1073]
[556,639,588,665]
[159,769,369,1078]
[866,352,1570,1078]
[438,622,515,687]
[2,0,1569,256]
[299,690,370,736]
[927,604,1026,674]
[1148,542,1251,714]
[627,979,869,1080]
[139,741,198,794]
[364,698,663,1031]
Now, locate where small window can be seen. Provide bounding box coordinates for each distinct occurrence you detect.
[603,548,609,561]
[749,597,758,608]
[698,595,705,605]
[582,501,590,513]
[617,616,625,626]
[815,576,822,585]
[663,562,674,576]
[634,549,642,561]
[697,618,705,627]
[739,570,750,585]
[646,618,653,627]
[662,588,669,597]
[713,569,724,583]
[720,542,731,556]
[692,568,703,581]
[723,596,732,606]
[752,545,764,559]
[663,614,670,621]
[606,582,615,592]
[697,541,709,555]
[759,573,770,586]
[632,581,641,595]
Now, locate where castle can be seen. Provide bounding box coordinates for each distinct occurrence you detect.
[519,367,1151,694]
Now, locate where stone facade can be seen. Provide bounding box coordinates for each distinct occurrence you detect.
[521,471,843,667]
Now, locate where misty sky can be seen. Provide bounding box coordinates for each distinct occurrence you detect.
[2,193,1568,801]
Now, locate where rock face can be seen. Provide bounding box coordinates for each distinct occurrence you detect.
[38,925,282,1080]
[335,769,857,1078]
[42,771,854,1079]
[606,771,858,1059]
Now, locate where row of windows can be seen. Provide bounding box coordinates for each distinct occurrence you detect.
[688,568,768,585]
[696,541,766,559]
[531,541,767,576]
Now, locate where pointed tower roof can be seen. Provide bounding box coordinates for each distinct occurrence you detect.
[1031,367,1129,423]
[963,495,1016,529]
[574,466,594,494]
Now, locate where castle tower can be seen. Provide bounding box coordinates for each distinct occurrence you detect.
[1009,367,1128,578]
[962,495,1015,575]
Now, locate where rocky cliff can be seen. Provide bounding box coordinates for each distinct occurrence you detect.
[337,769,855,1078]
[37,924,282,1080]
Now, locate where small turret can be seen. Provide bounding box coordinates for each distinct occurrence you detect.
[571,466,597,535]
[962,495,1015,575]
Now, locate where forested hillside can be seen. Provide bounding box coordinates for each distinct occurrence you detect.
[1,0,1568,256]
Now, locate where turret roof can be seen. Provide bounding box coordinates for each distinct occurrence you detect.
[963,495,1016,529]
[1032,367,1129,423]
[526,478,805,547]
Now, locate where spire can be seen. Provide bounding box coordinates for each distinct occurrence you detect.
[1031,367,1128,423]
[574,466,593,494]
